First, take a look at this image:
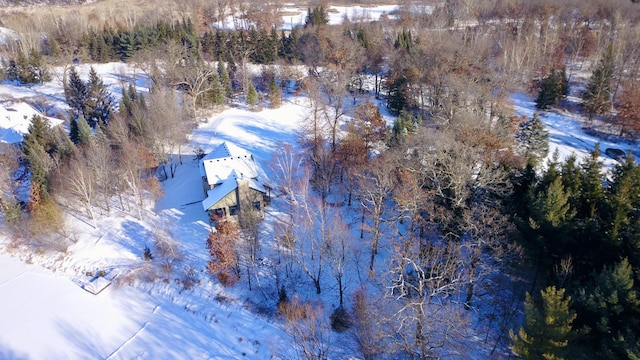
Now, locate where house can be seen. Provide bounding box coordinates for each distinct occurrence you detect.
[199,142,271,222]
[0,102,65,145]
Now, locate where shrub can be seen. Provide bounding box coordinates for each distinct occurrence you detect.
[330,306,352,332]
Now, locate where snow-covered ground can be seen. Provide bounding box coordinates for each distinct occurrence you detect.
[512,93,639,168]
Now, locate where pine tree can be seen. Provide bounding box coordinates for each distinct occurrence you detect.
[394,29,413,52]
[582,46,615,121]
[85,66,114,128]
[390,110,416,145]
[69,114,93,146]
[65,66,88,120]
[305,6,329,28]
[387,75,408,115]
[530,176,575,231]
[536,70,559,110]
[536,68,569,110]
[246,82,258,109]
[519,113,550,168]
[268,77,281,108]
[26,49,51,84]
[119,86,133,117]
[218,62,233,100]
[22,116,54,198]
[579,258,640,359]
[560,154,582,210]
[510,286,576,360]
[578,144,604,219]
[606,154,640,258]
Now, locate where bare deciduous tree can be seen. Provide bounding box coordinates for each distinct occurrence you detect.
[147,87,190,178]
[383,235,471,359]
[356,156,396,271]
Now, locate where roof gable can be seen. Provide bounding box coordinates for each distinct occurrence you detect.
[202,179,237,211]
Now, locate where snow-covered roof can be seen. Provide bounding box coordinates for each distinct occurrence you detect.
[200,142,262,186]
[202,178,238,211]
[0,102,65,144]
[200,142,270,211]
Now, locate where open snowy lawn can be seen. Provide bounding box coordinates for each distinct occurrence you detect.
[0,253,284,359]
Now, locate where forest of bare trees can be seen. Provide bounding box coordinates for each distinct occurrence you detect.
[1,0,640,358]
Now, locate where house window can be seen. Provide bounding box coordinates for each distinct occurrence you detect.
[229,205,238,216]
[209,208,226,222]
[253,201,261,211]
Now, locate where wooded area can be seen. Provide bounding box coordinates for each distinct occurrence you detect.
[1,0,640,358]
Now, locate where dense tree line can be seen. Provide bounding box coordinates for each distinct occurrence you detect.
[511,146,640,358]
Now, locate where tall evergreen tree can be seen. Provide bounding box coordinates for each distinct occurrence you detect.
[560,154,582,210]
[85,66,115,128]
[305,6,329,28]
[268,77,281,108]
[582,46,615,121]
[218,62,233,100]
[519,113,550,168]
[22,115,54,198]
[246,82,258,108]
[578,259,640,359]
[64,66,88,120]
[578,144,604,219]
[387,75,408,115]
[69,114,93,146]
[536,68,569,110]
[530,176,575,232]
[510,286,577,360]
[606,154,640,264]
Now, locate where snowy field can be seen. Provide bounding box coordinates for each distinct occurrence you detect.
[1,58,638,358]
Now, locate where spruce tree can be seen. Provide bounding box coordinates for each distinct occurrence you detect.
[530,176,574,231]
[606,154,640,257]
[510,286,576,360]
[578,144,604,219]
[536,70,559,110]
[218,62,233,100]
[268,77,281,108]
[86,66,114,128]
[519,113,550,168]
[22,115,53,197]
[579,258,640,359]
[560,154,582,210]
[69,115,92,146]
[27,49,51,84]
[305,6,329,28]
[246,82,258,109]
[65,66,88,120]
[536,68,569,110]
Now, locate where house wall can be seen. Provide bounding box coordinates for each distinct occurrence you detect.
[206,181,266,221]
[237,180,266,214]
